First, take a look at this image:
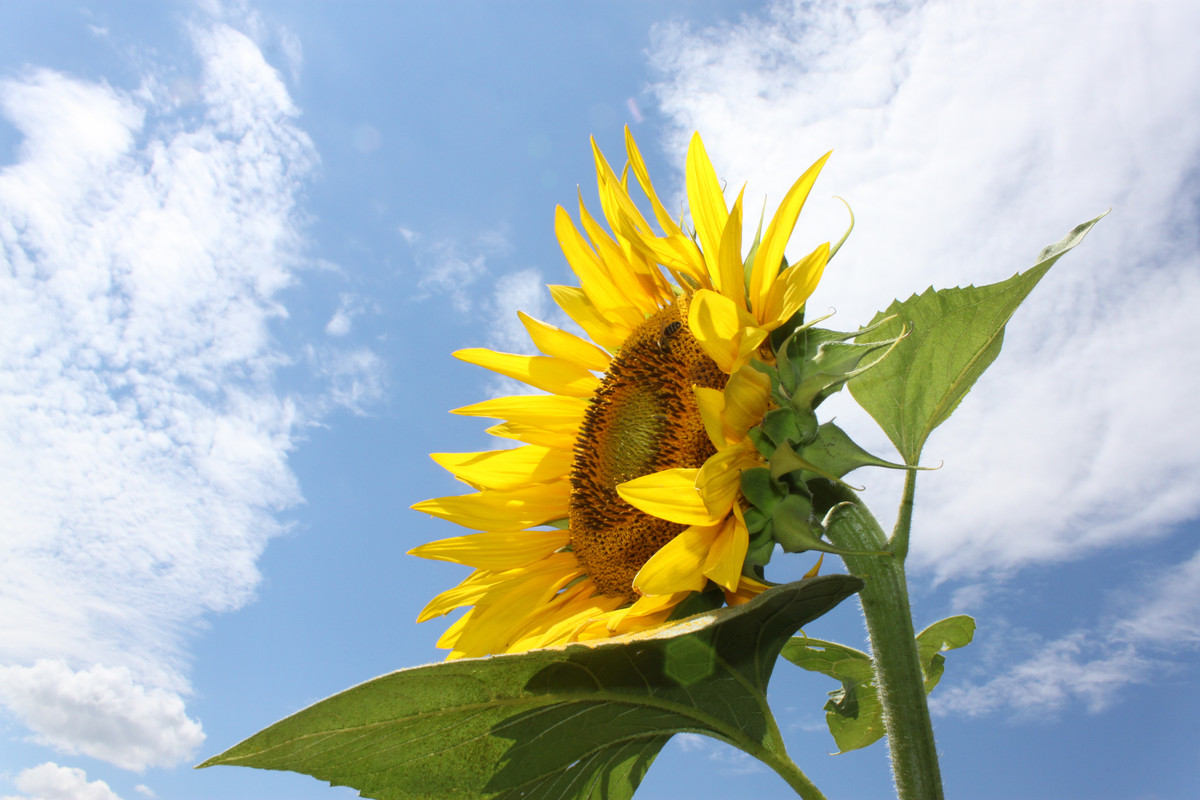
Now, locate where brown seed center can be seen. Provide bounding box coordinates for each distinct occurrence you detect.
[568,297,727,600]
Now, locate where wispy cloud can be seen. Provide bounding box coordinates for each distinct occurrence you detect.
[649,0,1200,578]
[0,762,124,800]
[671,733,767,776]
[933,544,1200,716]
[405,226,511,314]
[0,10,320,773]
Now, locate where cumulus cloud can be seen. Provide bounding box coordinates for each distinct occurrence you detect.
[649,0,1200,578]
[1,762,124,800]
[0,662,203,772]
[0,13,321,770]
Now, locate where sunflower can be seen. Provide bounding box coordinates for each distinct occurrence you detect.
[411,129,832,659]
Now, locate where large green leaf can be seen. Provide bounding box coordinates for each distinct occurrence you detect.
[199,575,863,799]
[848,214,1105,465]
[781,615,974,753]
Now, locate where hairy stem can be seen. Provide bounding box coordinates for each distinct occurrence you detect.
[754,720,831,800]
[818,482,944,800]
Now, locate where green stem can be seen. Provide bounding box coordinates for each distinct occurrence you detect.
[890,467,918,561]
[819,482,944,800]
[754,720,831,800]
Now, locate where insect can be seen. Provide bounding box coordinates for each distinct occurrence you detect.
[657,320,683,355]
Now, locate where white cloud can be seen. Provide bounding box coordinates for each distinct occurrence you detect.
[649,0,1200,578]
[932,543,1200,716]
[1,762,124,800]
[309,345,387,416]
[325,293,365,337]
[0,662,203,772]
[408,227,511,313]
[0,12,319,771]
[668,733,765,775]
[1113,547,1200,647]
[132,787,155,799]
[487,268,555,353]
[932,633,1147,717]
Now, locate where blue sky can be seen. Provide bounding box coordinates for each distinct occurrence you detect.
[1,1,1198,799]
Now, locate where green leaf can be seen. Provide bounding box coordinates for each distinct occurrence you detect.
[848,214,1106,465]
[780,637,881,754]
[781,614,975,753]
[914,615,976,693]
[199,575,864,800]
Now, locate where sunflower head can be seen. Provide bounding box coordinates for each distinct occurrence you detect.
[410,129,844,659]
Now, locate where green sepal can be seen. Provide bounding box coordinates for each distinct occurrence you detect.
[789,330,906,410]
[801,422,914,479]
[199,576,864,800]
[743,526,777,570]
[748,426,776,459]
[760,407,815,449]
[769,442,847,489]
[740,467,784,515]
[742,505,769,535]
[772,497,887,558]
[827,197,854,261]
[741,202,766,294]
[781,614,975,754]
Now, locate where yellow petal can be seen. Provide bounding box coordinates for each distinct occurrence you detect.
[614,215,708,286]
[702,509,749,593]
[576,195,661,316]
[725,575,770,607]
[686,132,729,281]
[589,139,707,285]
[452,394,588,431]
[696,445,755,519]
[411,480,570,531]
[606,591,689,634]
[694,386,727,448]
[409,529,571,570]
[438,607,474,652]
[762,242,830,328]
[548,285,631,350]
[555,207,646,329]
[513,584,626,650]
[448,557,582,656]
[633,523,718,595]
[717,188,747,307]
[592,137,653,240]
[687,289,743,373]
[749,152,831,322]
[518,311,611,371]
[419,569,495,622]
[626,126,684,236]
[454,348,599,398]
[721,366,772,443]
[616,468,719,526]
[430,445,572,490]
[484,421,577,450]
